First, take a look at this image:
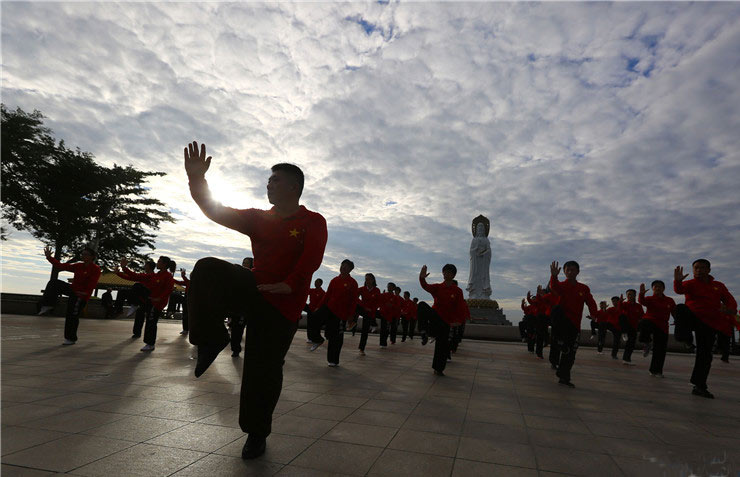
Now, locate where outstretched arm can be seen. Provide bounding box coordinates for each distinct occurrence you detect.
[185,141,250,233]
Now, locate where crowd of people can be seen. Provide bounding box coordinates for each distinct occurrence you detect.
[517,259,737,398]
[34,140,738,461]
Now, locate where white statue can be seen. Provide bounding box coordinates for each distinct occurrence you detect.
[467,216,492,299]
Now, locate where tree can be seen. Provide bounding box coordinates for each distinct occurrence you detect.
[1,104,174,279]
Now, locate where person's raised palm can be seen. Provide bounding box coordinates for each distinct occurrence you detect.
[184,141,212,179]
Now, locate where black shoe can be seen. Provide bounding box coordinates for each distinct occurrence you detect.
[131,334,141,339]
[231,351,240,358]
[558,378,575,388]
[195,338,229,377]
[551,364,558,370]
[241,434,266,459]
[421,333,428,346]
[721,357,729,363]
[691,386,714,399]
[433,369,445,376]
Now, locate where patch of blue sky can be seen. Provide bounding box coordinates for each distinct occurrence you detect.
[385,200,397,206]
[345,15,379,36]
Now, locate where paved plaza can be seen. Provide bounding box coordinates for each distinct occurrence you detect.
[1,315,739,476]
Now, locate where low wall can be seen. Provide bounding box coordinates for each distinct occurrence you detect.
[0,293,699,353]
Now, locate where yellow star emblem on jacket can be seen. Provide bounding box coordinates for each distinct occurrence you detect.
[289,229,300,238]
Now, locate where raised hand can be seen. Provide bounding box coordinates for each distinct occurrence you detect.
[43,246,52,259]
[536,285,543,295]
[120,257,129,268]
[527,290,532,300]
[550,261,560,278]
[180,269,187,279]
[184,141,212,179]
[674,266,688,283]
[639,283,647,295]
[619,293,625,302]
[521,298,526,306]
[420,265,430,280]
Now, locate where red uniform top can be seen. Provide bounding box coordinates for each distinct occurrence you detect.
[605,306,621,329]
[458,299,471,324]
[175,276,190,291]
[592,309,608,323]
[307,287,326,313]
[321,274,359,321]
[122,267,175,311]
[419,277,468,325]
[548,277,598,329]
[521,302,537,316]
[674,276,737,335]
[47,257,101,301]
[620,301,644,329]
[378,291,400,322]
[190,177,328,323]
[401,297,418,320]
[638,292,676,334]
[530,293,560,316]
[358,286,381,314]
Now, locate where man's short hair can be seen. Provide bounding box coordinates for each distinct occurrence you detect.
[403,291,410,297]
[563,260,580,271]
[651,280,665,288]
[364,273,376,287]
[692,258,711,269]
[272,163,304,197]
[341,259,355,271]
[243,257,254,268]
[168,261,177,272]
[145,260,156,271]
[442,264,457,276]
[315,278,323,286]
[611,296,619,301]
[626,289,636,294]
[159,256,172,268]
[388,282,396,290]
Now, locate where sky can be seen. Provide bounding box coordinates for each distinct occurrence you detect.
[2,2,740,321]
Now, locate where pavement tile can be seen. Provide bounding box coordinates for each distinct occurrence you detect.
[451,459,539,477]
[23,409,128,433]
[81,415,188,442]
[270,415,337,438]
[0,464,57,476]
[388,429,459,457]
[367,448,453,477]
[456,437,537,468]
[1,426,68,456]
[71,443,205,477]
[288,403,355,421]
[2,434,132,473]
[215,433,315,464]
[291,439,383,476]
[344,409,408,428]
[534,446,624,476]
[146,422,244,452]
[322,421,398,447]
[170,453,283,476]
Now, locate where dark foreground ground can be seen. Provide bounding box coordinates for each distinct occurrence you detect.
[2,315,739,476]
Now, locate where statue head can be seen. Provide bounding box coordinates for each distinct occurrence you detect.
[475,223,485,237]
[471,215,490,237]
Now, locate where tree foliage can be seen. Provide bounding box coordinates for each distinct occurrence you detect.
[1,104,174,277]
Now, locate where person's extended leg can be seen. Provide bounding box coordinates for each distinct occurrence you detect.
[431,314,450,374]
[358,309,371,352]
[650,327,668,375]
[325,310,341,365]
[556,321,579,386]
[390,318,398,344]
[63,294,85,343]
[717,332,730,363]
[380,317,389,347]
[40,279,71,308]
[230,315,246,356]
[623,325,637,363]
[143,305,160,348]
[597,322,607,353]
[401,318,409,342]
[409,319,416,339]
[187,257,260,376]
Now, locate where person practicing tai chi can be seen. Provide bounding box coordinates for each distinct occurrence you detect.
[673,259,737,398]
[548,260,598,387]
[118,256,175,352]
[390,286,404,344]
[637,281,676,377]
[418,264,468,376]
[521,294,538,353]
[401,291,417,342]
[378,283,398,348]
[531,285,558,359]
[618,289,644,365]
[590,301,609,354]
[309,260,358,365]
[304,278,325,344]
[38,246,102,345]
[183,141,327,459]
[357,273,381,355]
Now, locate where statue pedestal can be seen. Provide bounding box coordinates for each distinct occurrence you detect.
[466,299,511,325]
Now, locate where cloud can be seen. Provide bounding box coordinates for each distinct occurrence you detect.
[2,2,739,319]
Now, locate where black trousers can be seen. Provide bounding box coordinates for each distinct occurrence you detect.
[590,320,598,335]
[638,319,668,374]
[450,322,465,352]
[390,318,398,344]
[132,302,150,337]
[523,314,536,352]
[408,319,417,339]
[143,306,163,345]
[675,304,716,390]
[401,316,410,341]
[418,302,450,372]
[549,306,579,382]
[115,283,150,312]
[597,322,620,356]
[188,257,297,437]
[535,314,550,358]
[324,310,345,364]
[619,315,637,362]
[307,305,327,344]
[181,295,189,332]
[357,306,375,351]
[379,315,390,346]
[41,279,88,342]
[230,315,246,354]
[716,333,730,361]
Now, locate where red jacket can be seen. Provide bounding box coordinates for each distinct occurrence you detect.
[521,302,537,316]
[675,276,737,335]
[378,291,401,322]
[548,277,598,329]
[358,286,380,314]
[592,309,608,323]
[530,293,560,316]
[420,277,468,325]
[307,287,326,313]
[605,306,621,329]
[402,297,418,320]
[321,274,359,321]
[189,177,328,323]
[122,267,175,311]
[620,301,644,329]
[638,292,676,334]
[47,257,101,301]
